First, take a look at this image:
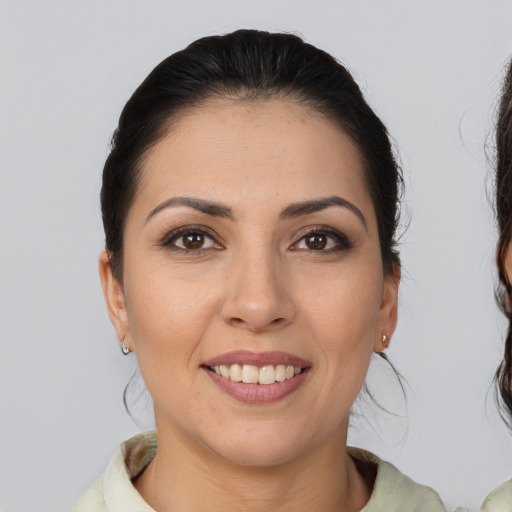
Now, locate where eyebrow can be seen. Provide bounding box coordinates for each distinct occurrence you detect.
[146,195,366,230]
[146,197,233,224]
[279,196,367,230]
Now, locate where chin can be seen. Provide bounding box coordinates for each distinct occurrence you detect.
[202,425,314,468]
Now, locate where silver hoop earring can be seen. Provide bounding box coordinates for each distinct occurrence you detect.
[120,340,132,355]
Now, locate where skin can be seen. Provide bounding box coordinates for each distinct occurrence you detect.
[505,249,512,294]
[502,249,512,318]
[100,98,399,512]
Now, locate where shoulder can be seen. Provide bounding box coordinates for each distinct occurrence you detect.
[73,476,107,512]
[481,480,512,512]
[73,432,157,512]
[348,447,446,512]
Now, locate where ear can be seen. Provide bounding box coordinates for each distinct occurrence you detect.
[99,250,132,350]
[373,263,400,353]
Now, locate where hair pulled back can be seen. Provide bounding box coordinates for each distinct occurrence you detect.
[101,30,402,280]
[495,59,512,427]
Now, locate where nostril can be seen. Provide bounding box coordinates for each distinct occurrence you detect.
[227,315,288,332]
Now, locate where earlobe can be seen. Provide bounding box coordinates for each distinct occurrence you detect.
[99,250,132,349]
[374,265,400,353]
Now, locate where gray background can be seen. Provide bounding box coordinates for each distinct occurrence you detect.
[1,1,512,510]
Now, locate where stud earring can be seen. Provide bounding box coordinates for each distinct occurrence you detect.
[382,334,390,349]
[120,340,132,355]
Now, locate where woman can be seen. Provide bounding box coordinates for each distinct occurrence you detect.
[481,59,512,511]
[74,30,444,511]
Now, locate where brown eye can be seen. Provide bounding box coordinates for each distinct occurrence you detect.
[182,233,204,250]
[305,234,327,250]
[292,228,353,253]
[164,229,220,252]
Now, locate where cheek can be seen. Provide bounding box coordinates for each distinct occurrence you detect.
[302,263,382,338]
[122,265,221,379]
[301,265,382,388]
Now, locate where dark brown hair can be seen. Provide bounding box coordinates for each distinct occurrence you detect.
[102,30,406,417]
[495,59,512,428]
[100,30,403,281]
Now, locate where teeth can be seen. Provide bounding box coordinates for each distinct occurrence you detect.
[230,364,242,382]
[211,363,303,385]
[241,364,259,384]
[259,365,276,385]
[275,364,286,381]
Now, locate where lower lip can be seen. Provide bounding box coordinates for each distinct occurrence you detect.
[204,368,309,404]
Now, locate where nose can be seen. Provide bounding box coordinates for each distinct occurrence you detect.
[220,248,296,333]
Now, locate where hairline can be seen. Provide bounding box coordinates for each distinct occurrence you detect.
[111,89,385,281]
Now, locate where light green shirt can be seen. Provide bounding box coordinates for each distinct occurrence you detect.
[481,480,512,512]
[74,432,445,512]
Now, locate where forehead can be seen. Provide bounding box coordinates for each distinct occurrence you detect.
[133,98,375,223]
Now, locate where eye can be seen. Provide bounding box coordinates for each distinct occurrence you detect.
[162,227,222,252]
[302,233,330,250]
[292,228,353,252]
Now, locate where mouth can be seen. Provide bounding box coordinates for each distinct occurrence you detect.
[201,351,311,403]
[204,363,308,385]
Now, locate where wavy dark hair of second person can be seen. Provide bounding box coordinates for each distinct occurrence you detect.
[495,58,512,428]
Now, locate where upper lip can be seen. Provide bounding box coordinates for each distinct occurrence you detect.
[202,350,312,368]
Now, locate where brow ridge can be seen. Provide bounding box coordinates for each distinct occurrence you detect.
[279,196,367,229]
[146,195,366,230]
[146,197,233,224]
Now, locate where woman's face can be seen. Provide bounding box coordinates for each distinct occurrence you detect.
[101,99,398,466]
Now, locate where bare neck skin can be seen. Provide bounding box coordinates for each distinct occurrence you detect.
[135,415,372,512]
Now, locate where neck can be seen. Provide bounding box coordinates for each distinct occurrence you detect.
[135,420,372,512]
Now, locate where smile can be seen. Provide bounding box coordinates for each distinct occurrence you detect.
[207,364,304,385]
[202,351,311,403]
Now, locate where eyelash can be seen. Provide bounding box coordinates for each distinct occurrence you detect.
[159,225,353,254]
[159,226,222,254]
[291,226,354,253]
